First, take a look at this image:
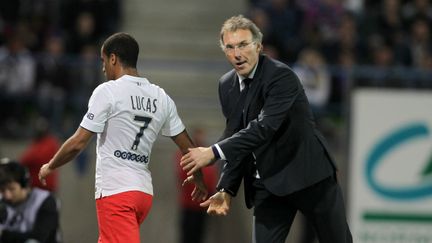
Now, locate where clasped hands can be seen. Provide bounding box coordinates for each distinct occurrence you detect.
[181,147,232,216]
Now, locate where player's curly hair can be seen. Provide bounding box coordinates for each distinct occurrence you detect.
[102,32,139,68]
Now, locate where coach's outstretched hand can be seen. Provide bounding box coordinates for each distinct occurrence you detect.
[181,147,216,175]
[200,191,231,216]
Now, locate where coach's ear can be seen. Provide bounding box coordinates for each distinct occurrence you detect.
[257,42,263,53]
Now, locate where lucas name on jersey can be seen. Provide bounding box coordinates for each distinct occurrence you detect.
[130,95,157,113]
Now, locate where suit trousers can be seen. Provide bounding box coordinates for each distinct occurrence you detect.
[252,176,352,243]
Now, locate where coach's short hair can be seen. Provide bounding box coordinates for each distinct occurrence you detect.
[102,32,139,68]
[219,15,263,50]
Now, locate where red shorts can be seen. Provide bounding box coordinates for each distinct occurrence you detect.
[96,191,153,243]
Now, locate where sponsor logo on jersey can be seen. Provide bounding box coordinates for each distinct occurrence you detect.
[114,150,149,164]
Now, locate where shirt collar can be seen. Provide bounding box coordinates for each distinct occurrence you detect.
[237,60,259,90]
[120,74,149,84]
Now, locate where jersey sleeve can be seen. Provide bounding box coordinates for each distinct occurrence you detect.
[80,84,113,133]
[161,95,185,137]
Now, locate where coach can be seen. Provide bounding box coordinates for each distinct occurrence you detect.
[181,15,352,243]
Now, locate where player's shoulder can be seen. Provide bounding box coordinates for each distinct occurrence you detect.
[147,81,165,93]
[92,80,115,95]
[142,77,172,96]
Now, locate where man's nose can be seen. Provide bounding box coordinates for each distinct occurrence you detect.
[234,47,242,57]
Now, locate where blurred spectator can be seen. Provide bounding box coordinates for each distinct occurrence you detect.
[174,127,218,243]
[419,52,432,70]
[402,0,432,30]
[0,1,20,46]
[248,7,281,59]
[376,0,404,46]
[321,12,366,65]
[384,0,413,66]
[0,30,35,96]
[407,16,432,68]
[372,43,395,68]
[18,0,60,52]
[248,7,272,43]
[65,12,99,54]
[366,0,411,66]
[0,158,61,242]
[35,33,70,133]
[0,29,36,137]
[0,0,59,51]
[262,0,304,63]
[300,0,346,47]
[19,116,60,193]
[293,48,340,147]
[355,43,396,87]
[334,50,355,109]
[60,0,122,54]
[248,0,304,62]
[293,48,331,117]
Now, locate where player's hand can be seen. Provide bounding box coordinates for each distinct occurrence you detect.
[200,191,231,216]
[182,170,208,202]
[180,147,215,176]
[39,163,53,186]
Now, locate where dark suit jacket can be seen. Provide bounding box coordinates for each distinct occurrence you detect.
[216,55,336,208]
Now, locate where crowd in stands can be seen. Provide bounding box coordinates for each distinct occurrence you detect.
[249,0,432,69]
[248,0,432,122]
[1,0,432,139]
[0,0,121,138]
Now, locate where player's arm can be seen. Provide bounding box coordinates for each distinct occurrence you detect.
[39,127,94,184]
[171,130,208,201]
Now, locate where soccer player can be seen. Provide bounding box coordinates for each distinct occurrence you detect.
[39,32,207,243]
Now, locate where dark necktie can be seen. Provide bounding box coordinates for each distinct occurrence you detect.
[239,78,259,177]
[239,78,252,128]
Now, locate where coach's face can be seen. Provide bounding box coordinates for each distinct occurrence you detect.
[222,29,262,77]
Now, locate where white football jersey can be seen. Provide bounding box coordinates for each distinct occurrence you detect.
[80,75,185,198]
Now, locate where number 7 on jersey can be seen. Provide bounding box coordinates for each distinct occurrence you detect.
[131,115,152,150]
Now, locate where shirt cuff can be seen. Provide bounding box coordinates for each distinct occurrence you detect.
[218,187,235,197]
[213,144,226,160]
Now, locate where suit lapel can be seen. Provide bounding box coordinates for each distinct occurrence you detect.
[223,75,244,135]
[227,75,238,99]
[242,55,265,126]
